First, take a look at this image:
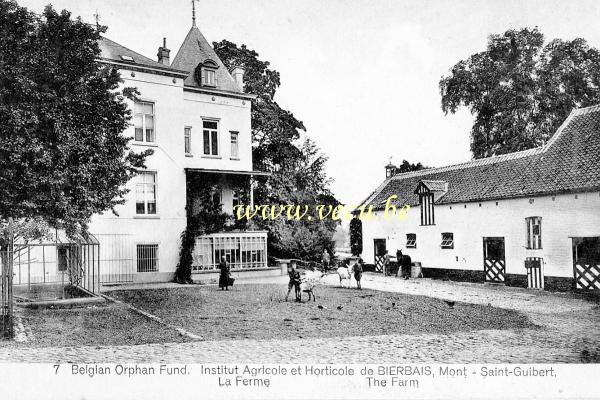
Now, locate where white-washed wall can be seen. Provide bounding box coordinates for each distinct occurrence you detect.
[88,68,252,282]
[182,90,252,172]
[361,191,600,278]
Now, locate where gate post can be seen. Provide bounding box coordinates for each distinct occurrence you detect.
[1,218,15,339]
[7,218,14,339]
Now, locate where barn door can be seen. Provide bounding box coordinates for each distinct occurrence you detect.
[373,239,386,273]
[483,237,505,283]
[525,257,544,289]
[572,237,600,290]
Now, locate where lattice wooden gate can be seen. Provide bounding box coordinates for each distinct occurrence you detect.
[483,237,505,283]
[525,257,544,289]
[373,239,386,273]
[572,237,600,290]
[574,262,600,289]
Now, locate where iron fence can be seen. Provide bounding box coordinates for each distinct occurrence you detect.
[96,234,134,284]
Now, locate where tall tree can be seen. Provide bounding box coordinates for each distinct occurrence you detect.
[0,1,150,250]
[214,40,339,261]
[213,40,306,171]
[440,27,600,158]
[396,159,427,174]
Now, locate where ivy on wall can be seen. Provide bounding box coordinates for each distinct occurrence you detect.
[174,172,250,283]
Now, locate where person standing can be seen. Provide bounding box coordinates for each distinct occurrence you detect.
[285,264,302,302]
[218,256,231,291]
[383,250,390,276]
[322,249,331,271]
[353,257,364,289]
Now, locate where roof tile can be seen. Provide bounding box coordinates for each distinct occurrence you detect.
[361,106,600,209]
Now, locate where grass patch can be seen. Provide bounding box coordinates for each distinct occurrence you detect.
[109,283,535,340]
[3,303,193,348]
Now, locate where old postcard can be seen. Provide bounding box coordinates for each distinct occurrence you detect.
[0,0,599,399]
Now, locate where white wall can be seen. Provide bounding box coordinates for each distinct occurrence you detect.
[361,191,600,278]
[88,67,252,281]
[182,90,252,172]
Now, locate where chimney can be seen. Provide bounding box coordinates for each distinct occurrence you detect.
[157,37,170,66]
[230,66,245,90]
[385,162,397,179]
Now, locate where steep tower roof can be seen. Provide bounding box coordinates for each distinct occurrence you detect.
[171,25,241,93]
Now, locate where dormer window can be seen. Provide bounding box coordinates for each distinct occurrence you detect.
[202,69,215,86]
[195,60,218,87]
[414,180,448,226]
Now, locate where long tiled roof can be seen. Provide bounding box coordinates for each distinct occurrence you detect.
[360,105,600,210]
[98,37,186,74]
[171,25,241,93]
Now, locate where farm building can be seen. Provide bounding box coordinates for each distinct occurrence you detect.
[356,105,600,291]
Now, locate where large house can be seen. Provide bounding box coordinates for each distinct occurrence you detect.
[10,18,277,290]
[357,105,600,291]
[85,20,276,284]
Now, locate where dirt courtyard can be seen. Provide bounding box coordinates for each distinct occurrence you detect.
[108,283,534,341]
[0,275,598,363]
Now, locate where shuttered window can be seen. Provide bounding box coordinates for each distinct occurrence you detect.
[184,127,192,155]
[441,232,454,249]
[526,216,542,249]
[419,193,435,225]
[406,233,416,249]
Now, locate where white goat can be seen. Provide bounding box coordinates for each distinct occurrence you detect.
[300,270,325,301]
[337,264,354,288]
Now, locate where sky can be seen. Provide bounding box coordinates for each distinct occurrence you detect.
[20,0,600,206]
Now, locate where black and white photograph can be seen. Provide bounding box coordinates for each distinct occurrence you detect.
[0,0,599,399]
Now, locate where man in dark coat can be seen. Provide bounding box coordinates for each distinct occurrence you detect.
[353,257,364,289]
[285,264,302,302]
[218,256,231,290]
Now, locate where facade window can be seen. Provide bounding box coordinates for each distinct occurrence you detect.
[230,131,239,159]
[135,171,157,215]
[134,101,155,143]
[419,193,435,225]
[406,233,417,249]
[526,216,542,249]
[137,244,158,272]
[184,127,192,155]
[441,232,454,249]
[202,68,216,86]
[203,120,219,156]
